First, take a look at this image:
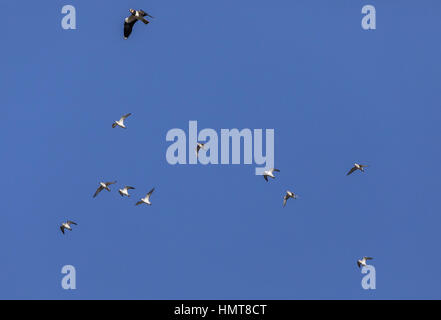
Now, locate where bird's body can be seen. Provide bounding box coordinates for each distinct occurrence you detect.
[93,181,116,198]
[283,190,298,207]
[263,168,280,182]
[119,186,135,197]
[124,9,154,39]
[347,163,368,176]
[196,143,205,157]
[60,221,77,234]
[112,113,131,129]
[100,182,110,190]
[136,188,155,206]
[357,256,373,268]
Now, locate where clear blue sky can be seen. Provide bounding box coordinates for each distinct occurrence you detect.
[1,0,441,299]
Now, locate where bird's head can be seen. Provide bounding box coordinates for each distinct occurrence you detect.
[129,9,135,15]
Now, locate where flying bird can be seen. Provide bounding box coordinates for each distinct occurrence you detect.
[263,168,280,182]
[196,143,205,157]
[93,181,117,198]
[60,221,77,234]
[357,256,373,268]
[124,9,154,39]
[283,190,298,207]
[112,113,132,129]
[347,163,368,176]
[136,188,155,206]
[119,186,135,197]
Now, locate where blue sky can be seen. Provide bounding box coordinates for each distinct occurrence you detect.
[1,0,441,299]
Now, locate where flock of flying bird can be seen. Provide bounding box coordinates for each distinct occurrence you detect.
[94,112,156,207]
[257,164,373,268]
[59,8,374,269]
[60,110,155,233]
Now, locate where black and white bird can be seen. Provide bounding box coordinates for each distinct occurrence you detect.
[357,256,373,268]
[112,113,132,129]
[60,221,77,234]
[196,143,205,157]
[136,188,155,206]
[124,9,154,39]
[283,190,298,207]
[119,186,135,197]
[263,168,280,182]
[93,181,117,198]
[347,163,369,176]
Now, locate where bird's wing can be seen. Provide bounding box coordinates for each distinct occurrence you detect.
[135,201,143,206]
[365,257,373,260]
[357,261,361,268]
[264,175,268,182]
[124,20,137,39]
[60,226,65,234]
[68,221,77,225]
[139,10,154,18]
[112,123,117,128]
[360,165,369,168]
[272,168,280,173]
[105,181,116,186]
[93,186,104,198]
[121,113,132,120]
[126,186,135,190]
[146,188,155,199]
[346,167,357,176]
[283,196,288,207]
[125,15,137,24]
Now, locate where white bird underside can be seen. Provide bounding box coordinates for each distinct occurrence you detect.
[124,9,153,39]
[119,186,135,197]
[283,190,298,207]
[357,256,373,268]
[196,143,205,157]
[93,181,116,198]
[263,168,280,182]
[60,220,77,234]
[347,163,368,176]
[136,188,155,206]
[112,113,131,128]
